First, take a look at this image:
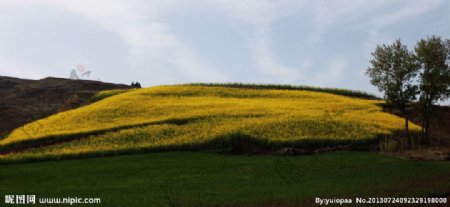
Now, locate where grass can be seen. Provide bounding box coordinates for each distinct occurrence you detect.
[90,89,134,102]
[0,85,420,162]
[184,83,379,99]
[1,151,449,206]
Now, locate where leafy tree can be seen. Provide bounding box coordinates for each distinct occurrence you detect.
[415,36,450,139]
[366,39,420,136]
[130,81,142,88]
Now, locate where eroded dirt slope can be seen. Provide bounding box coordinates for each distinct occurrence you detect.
[0,76,131,135]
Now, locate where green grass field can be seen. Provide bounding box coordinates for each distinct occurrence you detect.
[1,151,449,206]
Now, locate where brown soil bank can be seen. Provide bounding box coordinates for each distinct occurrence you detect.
[0,76,131,136]
[383,103,450,145]
[382,103,450,160]
[412,105,450,146]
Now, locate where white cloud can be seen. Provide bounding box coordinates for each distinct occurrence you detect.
[46,0,228,83]
[306,0,390,45]
[369,0,443,28]
[363,0,443,59]
[0,55,46,79]
[212,0,306,82]
[310,58,347,87]
[313,0,369,27]
[250,29,302,82]
[212,0,305,27]
[308,0,443,47]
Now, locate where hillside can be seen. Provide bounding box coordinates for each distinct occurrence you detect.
[0,85,420,162]
[0,76,131,135]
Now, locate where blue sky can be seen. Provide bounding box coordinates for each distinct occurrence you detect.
[0,0,449,97]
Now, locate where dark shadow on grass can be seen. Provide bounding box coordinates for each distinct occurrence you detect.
[0,131,388,165]
[0,131,9,141]
[0,116,205,154]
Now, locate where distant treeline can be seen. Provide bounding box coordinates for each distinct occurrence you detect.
[184,82,379,100]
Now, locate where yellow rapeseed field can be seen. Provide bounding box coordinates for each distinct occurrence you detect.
[0,85,420,162]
